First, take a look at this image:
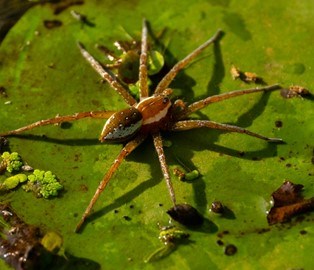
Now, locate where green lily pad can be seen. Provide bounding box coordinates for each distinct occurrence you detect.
[0,1,313,269]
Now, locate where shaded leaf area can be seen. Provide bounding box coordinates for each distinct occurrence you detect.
[267,181,314,225]
[0,204,100,270]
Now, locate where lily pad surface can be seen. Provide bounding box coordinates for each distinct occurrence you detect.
[0,1,313,269]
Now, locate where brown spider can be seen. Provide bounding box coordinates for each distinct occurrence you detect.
[0,19,282,232]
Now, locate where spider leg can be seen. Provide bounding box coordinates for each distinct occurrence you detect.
[78,42,137,106]
[154,29,223,95]
[152,132,177,205]
[75,134,147,232]
[178,84,281,119]
[139,19,149,99]
[171,120,283,143]
[0,111,115,136]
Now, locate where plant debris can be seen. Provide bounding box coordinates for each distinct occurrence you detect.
[230,65,264,84]
[267,180,314,225]
[70,10,95,27]
[280,85,311,99]
[43,20,63,29]
[0,204,100,270]
[145,225,190,263]
[210,201,225,214]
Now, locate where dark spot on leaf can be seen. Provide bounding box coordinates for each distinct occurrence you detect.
[123,215,131,221]
[114,209,119,214]
[300,230,307,235]
[257,228,270,234]
[0,86,8,98]
[267,180,314,225]
[286,163,292,168]
[275,120,283,128]
[217,230,230,238]
[224,244,237,256]
[79,184,88,192]
[216,239,224,246]
[43,20,63,29]
[0,136,9,153]
[167,203,204,227]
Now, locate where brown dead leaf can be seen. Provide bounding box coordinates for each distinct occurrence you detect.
[267,181,314,225]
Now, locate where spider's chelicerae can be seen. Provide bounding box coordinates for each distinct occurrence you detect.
[1,20,283,232]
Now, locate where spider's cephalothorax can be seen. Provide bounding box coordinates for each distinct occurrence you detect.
[0,19,283,232]
[100,90,173,142]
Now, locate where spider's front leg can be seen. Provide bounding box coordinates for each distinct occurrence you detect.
[75,133,147,232]
[0,111,115,136]
[171,120,283,143]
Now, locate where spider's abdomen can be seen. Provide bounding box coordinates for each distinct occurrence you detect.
[136,95,172,131]
[100,107,143,142]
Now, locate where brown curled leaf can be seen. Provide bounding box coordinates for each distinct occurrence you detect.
[267,181,314,225]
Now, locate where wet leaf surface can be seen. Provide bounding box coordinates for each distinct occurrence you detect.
[0,0,313,269]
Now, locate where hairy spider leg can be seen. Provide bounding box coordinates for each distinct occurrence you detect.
[75,134,147,232]
[139,19,149,99]
[0,111,115,136]
[77,42,137,106]
[152,132,176,205]
[154,29,223,95]
[179,84,282,118]
[171,120,283,143]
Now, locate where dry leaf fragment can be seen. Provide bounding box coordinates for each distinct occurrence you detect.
[267,181,314,225]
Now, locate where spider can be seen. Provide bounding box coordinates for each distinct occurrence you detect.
[0,19,283,232]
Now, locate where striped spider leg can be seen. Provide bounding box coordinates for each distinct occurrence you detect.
[169,84,283,143]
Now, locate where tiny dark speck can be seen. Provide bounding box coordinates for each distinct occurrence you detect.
[217,239,224,246]
[275,120,283,128]
[224,244,237,256]
[114,209,119,214]
[44,19,63,29]
[300,230,307,235]
[123,215,132,221]
[286,163,292,168]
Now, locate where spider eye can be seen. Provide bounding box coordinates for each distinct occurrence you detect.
[162,97,169,104]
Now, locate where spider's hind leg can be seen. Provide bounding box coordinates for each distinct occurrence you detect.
[171,120,283,143]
